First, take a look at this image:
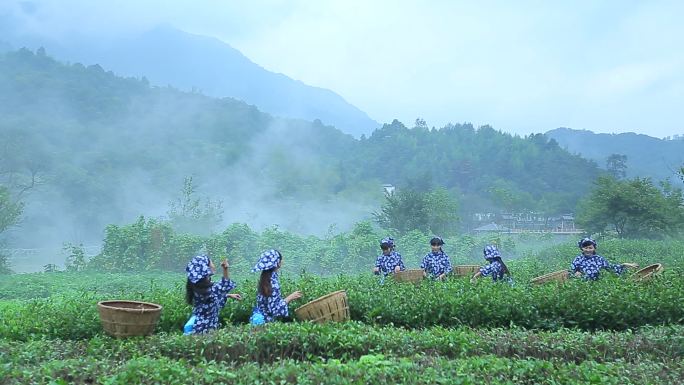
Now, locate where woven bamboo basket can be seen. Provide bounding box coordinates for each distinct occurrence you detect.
[295,290,350,323]
[97,300,162,338]
[452,265,481,277]
[393,269,425,283]
[632,263,663,281]
[530,270,570,285]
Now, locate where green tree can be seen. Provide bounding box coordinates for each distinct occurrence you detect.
[0,186,22,238]
[0,185,24,274]
[424,187,459,235]
[63,243,87,272]
[374,188,460,235]
[576,176,684,238]
[373,190,429,234]
[167,176,223,235]
[606,154,628,179]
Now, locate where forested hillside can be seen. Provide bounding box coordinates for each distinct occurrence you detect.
[546,127,684,183]
[1,48,602,244]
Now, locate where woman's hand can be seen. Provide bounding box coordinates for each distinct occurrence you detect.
[373,267,380,274]
[285,291,302,303]
[574,271,582,277]
[227,293,242,301]
[394,265,401,273]
[221,259,229,278]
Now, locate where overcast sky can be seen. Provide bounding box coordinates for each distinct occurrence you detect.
[3,0,683,137]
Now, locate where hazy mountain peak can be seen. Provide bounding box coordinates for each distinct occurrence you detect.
[546,127,684,184]
[1,20,379,137]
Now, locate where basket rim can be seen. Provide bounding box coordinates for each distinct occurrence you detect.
[531,270,569,281]
[634,263,663,275]
[395,269,425,275]
[97,300,163,312]
[295,290,347,313]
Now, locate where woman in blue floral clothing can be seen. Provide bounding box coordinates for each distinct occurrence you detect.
[185,255,241,334]
[373,237,406,276]
[471,245,511,283]
[252,249,302,323]
[421,236,452,280]
[570,238,638,280]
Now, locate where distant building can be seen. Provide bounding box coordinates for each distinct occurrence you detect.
[470,211,581,234]
[473,223,511,233]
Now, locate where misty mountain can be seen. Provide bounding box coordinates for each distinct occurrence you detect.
[0,48,371,245]
[0,49,603,248]
[546,127,684,184]
[0,23,379,137]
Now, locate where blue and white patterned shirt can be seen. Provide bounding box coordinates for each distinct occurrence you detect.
[480,260,506,281]
[570,254,626,281]
[375,251,406,275]
[421,251,452,278]
[256,271,290,323]
[191,277,237,334]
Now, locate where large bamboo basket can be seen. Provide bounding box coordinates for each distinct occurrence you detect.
[452,265,481,277]
[530,270,570,285]
[295,290,350,323]
[97,300,162,338]
[393,269,425,283]
[632,263,663,281]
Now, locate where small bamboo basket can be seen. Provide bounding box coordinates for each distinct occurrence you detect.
[632,263,663,281]
[97,300,162,338]
[452,265,481,277]
[295,290,350,323]
[530,270,570,285]
[393,269,425,283]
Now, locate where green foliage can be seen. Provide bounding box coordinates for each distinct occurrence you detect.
[1,263,683,340]
[577,176,684,238]
[2,353,681,385]
[1,323,682,366]
[89,216,189,272]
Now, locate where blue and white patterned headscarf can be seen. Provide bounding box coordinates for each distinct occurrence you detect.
[252,249,282,272]
[186,255,213,284]
[578,237,597,249]
[380,237,395,248]
[483,245,501,261]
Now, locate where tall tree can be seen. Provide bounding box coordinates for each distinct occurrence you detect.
[606,154,628,179]
[373,188,460,235]
[167,176,223,236]
[0,186,23,274]
[373,189,429,234]
[424,187,460,235]
[576,176,684,238]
